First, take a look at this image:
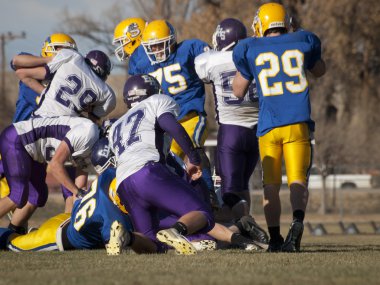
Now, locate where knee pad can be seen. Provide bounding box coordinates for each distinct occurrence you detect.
[222,192,245,209]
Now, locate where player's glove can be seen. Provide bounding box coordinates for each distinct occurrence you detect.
[76,188,88,199]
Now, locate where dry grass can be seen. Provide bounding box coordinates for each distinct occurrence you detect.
[0,235,379,285]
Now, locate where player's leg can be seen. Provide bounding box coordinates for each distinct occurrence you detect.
[281,123,312,252]
[117,176,166,254]
[0,126,30,223]
[259,128,284,252]
[10,160,48,232]
[217,125,258,219]
[8,213,70,251]
[120,162,214,254]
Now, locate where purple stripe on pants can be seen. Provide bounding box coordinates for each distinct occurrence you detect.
[0,125,48,208]
[117,162,215,243]
[217,124,259,195]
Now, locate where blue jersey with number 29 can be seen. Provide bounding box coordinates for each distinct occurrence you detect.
[129,39,209,120]
[66,168,132,249]
[233,30,322,136]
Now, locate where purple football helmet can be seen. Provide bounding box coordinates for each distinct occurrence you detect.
[85,50,112,80]
[123,74,161,108]
[91,137,116,174]
[212,18,247,51]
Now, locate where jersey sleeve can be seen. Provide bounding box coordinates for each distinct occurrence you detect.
[152,95,180,119]
[92,86,117,118]
[306,32,322,70]
[233,41,254,81]
[64,120,100,158]
[46,49,79,74]
[194,52,211,83]
[128,46,144,75]
[190,39,211,58]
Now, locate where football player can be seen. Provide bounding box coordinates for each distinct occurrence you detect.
[0,33,78,218]
[11,33,78,122]
[108,74,215,255]
[12,49,116,122]
[195,18,260,220]
[128,20,216,207]
[0,116,100,234]
[0,166,137,253]
[112,17,147,62]
[232,2,326,252]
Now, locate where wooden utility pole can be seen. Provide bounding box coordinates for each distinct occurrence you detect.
[0,31,26,100]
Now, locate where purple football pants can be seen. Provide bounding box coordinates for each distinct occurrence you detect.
[117,162,215,248]
[0,125,48,208]
[217,124,259,195]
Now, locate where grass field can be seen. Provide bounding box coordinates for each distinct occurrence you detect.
[1,235,380,285]
[1,191,379,285]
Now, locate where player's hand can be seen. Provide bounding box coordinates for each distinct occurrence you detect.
[186,161,202,181]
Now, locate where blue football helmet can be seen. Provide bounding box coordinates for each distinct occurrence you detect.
[91,137,116,174]
[85,50,112,80]
[212,18,247,51]
[123,74,161,108]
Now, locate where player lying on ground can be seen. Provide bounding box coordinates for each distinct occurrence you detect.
[0,167,154,253]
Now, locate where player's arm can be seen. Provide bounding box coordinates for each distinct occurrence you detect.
[309,59,326,78]
[157,112,202,180]
[15,66,47,94]
[75,168,88,190]
[232,71,251,98]
[11,54,52,69]
[91,88,117,120]
[47,140,82,197]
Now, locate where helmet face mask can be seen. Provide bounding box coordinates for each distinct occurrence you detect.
[41,33,77,57]
[91,137,116,175]
[113,18,146,61]
[123,74,161,108]
[141,20,176,64]
[252,2,290,38]
[212,18,247,51]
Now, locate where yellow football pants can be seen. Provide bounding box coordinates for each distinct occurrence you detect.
[259,123,313,186]
[9,213,70,251]
[170,112,208,160]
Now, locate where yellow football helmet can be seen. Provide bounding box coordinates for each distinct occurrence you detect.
[41,33,77,57]
[113,17,147,61]
[141,20,176,64]
[108,178,128,214]
[252,2,290,38]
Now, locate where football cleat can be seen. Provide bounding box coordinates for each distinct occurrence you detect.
[191,239,217,251]
[282,220,304,252]
[106,220,130,255]
[230,233,261,251]
[267,236,284,253]
[235,215,269,250]
[156,228,197,255]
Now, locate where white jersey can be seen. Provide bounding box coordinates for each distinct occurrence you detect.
[13,116,99,170]
[34,49,116,118]
[109,94,179,188]
[195,50,259,129]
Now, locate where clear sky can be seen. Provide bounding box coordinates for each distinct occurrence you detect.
[0,0,135,70]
